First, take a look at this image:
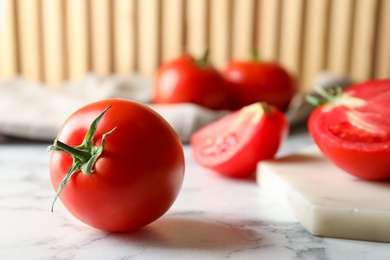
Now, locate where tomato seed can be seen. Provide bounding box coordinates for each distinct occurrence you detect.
[201,133,238,156]
[329,122,390,143]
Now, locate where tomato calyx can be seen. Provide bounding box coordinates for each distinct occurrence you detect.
[47,106,116,212]
[195,49,211,67]
[250,49,261,61]
[306,86,366,110]
[237,102,272,126]
[306,86,344,106]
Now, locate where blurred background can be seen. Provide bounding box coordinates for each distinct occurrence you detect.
[0,0,389,92]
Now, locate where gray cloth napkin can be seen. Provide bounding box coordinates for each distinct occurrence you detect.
[0,74,229,143]
[0,72,353,143]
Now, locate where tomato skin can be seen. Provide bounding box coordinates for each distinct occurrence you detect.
[222,61,296,111]
[153,54,229,110]
[308,79,390,180]
[49,99,185,232]
[190,103,288,177]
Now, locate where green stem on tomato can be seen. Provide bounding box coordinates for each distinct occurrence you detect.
[51,139,91,162]
[196,49,210,67]
[47,106,116,212]
[259,102,273,114]
[306,86,344,107]
[251,49,261,61]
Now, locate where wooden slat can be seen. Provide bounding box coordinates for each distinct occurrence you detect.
[17,0,43,82]
[301,0,330,90]
[113,0,137,74]
[161,0,185,62]
[3,0,388,88]
[42,0,66,88]
[90,0,113,75]
[186,0,209,57]
[257,0,282,61]
[350,0,379,82]
[138,0,161,77]
[66,0,90,80]
[374,0,390,79]
[209,0,233,69]
[231,0,256,60]
[278,0,305,83]
[327,0,355,77]
[0,0,18,79]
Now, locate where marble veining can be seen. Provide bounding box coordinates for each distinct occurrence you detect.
[1,131,390,259]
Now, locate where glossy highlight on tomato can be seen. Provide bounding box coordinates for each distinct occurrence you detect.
[48,99,185,232]
[308,79,390,180]
[190,102,288,177]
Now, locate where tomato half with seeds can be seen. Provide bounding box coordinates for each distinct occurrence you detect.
[308,79,390,180]
[48,99,185,232]
[190,102,288,177]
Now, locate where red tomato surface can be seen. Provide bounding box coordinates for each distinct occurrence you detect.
[190,102,288,177]
[153,53,229,110]
[308,79,390,180]
[223,61,296,111]
[49,99,185,232]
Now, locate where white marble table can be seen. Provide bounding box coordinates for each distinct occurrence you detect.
[1,128,389,260]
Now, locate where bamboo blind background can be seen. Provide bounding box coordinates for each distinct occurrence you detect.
[0,0,389,91]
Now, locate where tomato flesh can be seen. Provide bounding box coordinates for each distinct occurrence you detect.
[191,103,288,177]
[329,121,390,143]
[308,79,390,180]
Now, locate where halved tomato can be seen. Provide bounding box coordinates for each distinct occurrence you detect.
[308,79,390,180]
[190,102,288,177]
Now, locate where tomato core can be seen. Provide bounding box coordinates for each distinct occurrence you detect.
[201,133,237,156]
[329,121,390,143]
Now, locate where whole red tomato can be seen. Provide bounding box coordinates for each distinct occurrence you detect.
[153,51,229,110]
[223,56,296,111]
[308,79,390,180]
[190,102,288,177]
[48,99,185,232]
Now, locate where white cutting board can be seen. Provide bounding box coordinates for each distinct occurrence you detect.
[257,146,390,243]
